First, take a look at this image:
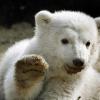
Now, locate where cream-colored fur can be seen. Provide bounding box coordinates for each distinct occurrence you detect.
[0,10,100,100]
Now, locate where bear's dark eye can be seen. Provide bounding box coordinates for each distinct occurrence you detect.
[86,41,90,47]
[61,39,69,44]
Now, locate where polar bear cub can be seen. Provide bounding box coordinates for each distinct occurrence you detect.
[0,10,100,100]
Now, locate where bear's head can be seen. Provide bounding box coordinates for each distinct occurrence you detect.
[35,10,100,74]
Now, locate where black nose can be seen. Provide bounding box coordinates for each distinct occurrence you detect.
[73,58,84,67]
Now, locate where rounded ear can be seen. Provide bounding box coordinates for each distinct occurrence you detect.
[35,10,52,27]
[95,17,100,30]
[95,17,100,42]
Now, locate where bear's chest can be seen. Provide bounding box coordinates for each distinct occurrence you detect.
[37,77,80,100]
[37,73,100,100]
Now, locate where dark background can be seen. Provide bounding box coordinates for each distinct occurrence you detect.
[0,0,100,28]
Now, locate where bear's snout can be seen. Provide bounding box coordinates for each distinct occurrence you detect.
[73,58,84,67]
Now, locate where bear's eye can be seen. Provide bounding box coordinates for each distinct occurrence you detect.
[86,41,90,47]
[61,38,69,45]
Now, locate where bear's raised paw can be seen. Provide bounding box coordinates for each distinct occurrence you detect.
[14,54,49,88]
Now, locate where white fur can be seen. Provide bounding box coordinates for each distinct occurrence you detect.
[0,10,100,100]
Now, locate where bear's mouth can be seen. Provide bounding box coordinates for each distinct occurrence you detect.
[64,64,84,74]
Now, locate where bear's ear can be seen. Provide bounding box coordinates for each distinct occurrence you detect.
[95,17,100,43]
[95,17,100,32]
[35,10,52,27]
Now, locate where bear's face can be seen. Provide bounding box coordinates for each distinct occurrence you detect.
[35,11,99,74]
[55,26,97,74]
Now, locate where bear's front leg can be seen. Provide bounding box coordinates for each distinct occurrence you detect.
[4,54,49,100]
